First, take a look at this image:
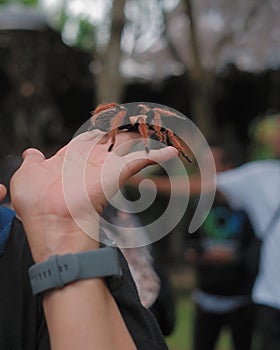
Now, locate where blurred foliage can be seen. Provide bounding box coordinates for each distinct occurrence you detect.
[71,18,96,51]
[22,0,37,5]
[248,113,280,160]
[48,1,98,51]
[166,295,231,350]
[0,0,173,52]
[0,0,98,50]
[0,0,38,5]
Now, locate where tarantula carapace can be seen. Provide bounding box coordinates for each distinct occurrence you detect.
[90,102,192,163]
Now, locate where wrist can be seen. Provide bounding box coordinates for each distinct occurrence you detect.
[22,217,100,263]
[29,246,122,295]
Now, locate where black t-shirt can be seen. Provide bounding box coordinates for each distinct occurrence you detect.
[0,217,168,350]
[186,197,257,296]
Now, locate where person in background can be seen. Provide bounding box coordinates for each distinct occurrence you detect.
[130,113,280,350]
[0,128,178,349]
[185,142,258,350]
[216,114,280,350]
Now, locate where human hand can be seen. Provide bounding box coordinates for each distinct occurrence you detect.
[10,130,178,262]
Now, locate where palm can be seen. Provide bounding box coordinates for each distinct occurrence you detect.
[10,129,178,262]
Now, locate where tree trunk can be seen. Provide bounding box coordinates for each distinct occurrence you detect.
[95,0,126,104]
[185,0,216,139]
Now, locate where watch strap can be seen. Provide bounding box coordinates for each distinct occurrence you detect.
[29,246,122,295]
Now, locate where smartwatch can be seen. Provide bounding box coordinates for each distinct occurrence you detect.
[29,246,122,295]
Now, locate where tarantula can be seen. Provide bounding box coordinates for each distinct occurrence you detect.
[90,102,192,163]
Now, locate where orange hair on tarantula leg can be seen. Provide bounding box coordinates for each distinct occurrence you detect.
[138,116,150,153]
[107,108,128,151]
[92,102,118,115]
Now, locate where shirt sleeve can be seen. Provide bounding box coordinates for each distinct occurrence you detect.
[6,216,168,350]
[216,163,256,210]
[112,249,169,350]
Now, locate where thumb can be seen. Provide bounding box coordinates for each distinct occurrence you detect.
[22,148,46,163]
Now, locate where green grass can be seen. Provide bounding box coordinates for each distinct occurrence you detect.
[165,295,232,350]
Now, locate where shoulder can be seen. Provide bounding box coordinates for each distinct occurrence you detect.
[218,159,278,183]
[239,159,280,173]
[0,216,49,349]
[1,216,34,275]
[0,209,23,248]
[6,217,31,258]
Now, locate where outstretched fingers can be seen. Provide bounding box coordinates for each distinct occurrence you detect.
[121,146,178,181]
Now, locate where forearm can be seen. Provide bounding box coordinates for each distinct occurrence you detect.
[43,276,136,350]
[129,174,202,196]
[25,220,136,349]
[10,131,179,350]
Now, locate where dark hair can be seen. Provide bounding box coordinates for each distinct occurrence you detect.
[207,140,244,167]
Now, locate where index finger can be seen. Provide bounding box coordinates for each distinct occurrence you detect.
[110,131,142,156]
[121,146,179,180]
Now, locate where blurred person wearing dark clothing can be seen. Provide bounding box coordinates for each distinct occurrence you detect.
[128,141,258,348]
[217,115,280,350]
[185,143,258,350]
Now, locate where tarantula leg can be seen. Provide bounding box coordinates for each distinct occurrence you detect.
[90,103,118,131]
[153,107,185,120]
[152,111,166,143]
[137,116,150,153]
[92,103,118,118]
[167,129,192,163]
[108,109,128,151]
[108,131,117,152]
[142,108,166,143]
